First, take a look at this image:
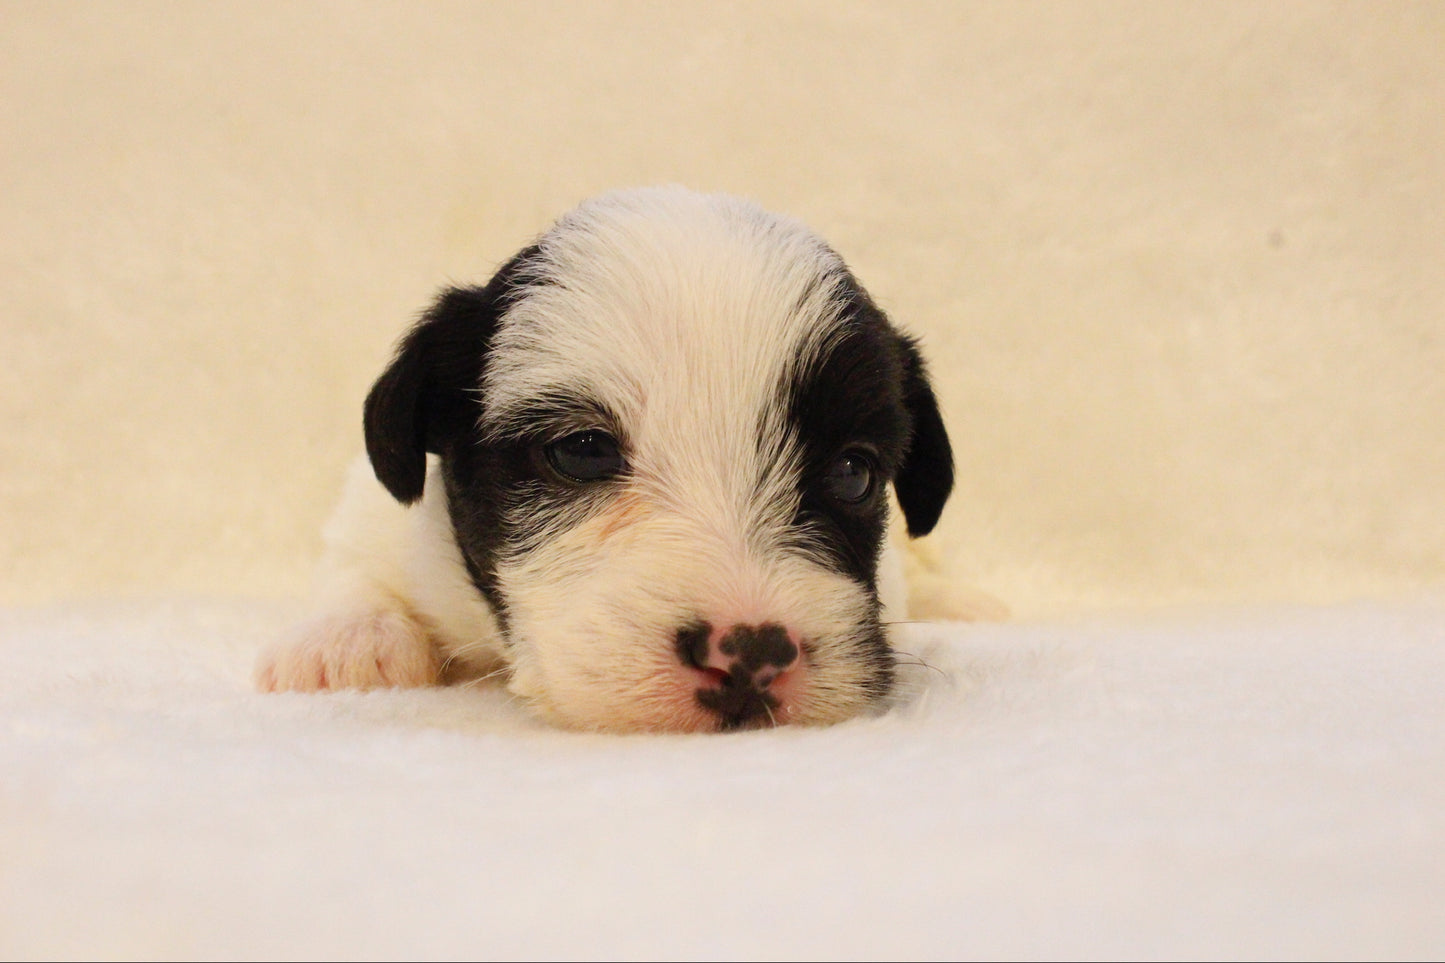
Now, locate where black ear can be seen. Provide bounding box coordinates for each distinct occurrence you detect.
[363,248,536,504]
[893,334,954,537]
[363,287,497,503]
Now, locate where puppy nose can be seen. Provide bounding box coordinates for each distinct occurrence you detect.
[675,622,800,728]
[676,622,799,686]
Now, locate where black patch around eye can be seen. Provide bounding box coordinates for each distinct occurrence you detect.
[779,274,913,585]
[543,430,626,483]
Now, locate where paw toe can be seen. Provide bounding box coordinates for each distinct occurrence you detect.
[256,610,439,692]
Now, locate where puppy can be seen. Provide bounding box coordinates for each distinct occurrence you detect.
[256,186,956,732]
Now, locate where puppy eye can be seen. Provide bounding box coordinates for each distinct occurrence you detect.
[544,430,626,483]
[822,449,876,504]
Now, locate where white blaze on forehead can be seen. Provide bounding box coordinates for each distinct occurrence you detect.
[482,187,852,533]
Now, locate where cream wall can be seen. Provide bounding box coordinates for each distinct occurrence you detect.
[2,1,1441,615]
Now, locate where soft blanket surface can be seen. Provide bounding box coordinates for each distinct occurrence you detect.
[4,599,1441,959]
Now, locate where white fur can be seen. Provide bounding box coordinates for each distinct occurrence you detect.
[257,187,925,731]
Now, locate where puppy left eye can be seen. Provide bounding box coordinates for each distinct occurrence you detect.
[545,430,626,483]
[822,449,876,504]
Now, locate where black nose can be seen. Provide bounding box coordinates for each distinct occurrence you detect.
[676,622,800,729]
[717,623,797,679]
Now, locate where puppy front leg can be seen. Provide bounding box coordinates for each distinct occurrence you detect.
[256,454,448,693]
[255,604,440,692]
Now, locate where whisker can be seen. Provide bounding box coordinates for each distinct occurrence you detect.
[892,648,948,678]
[443,638,496,660]
[893,657,945,671]
[454,664,512,690]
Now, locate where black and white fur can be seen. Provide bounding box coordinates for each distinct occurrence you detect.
[256,187,954,732]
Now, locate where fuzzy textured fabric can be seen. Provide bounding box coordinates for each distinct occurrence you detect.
[3,599,1443,958]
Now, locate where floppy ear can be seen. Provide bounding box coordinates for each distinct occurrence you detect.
[363,248,536,504]
[892,334,954,537]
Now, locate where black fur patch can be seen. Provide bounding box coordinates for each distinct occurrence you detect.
[362,245,544,626]
[363,246,541,505]
[782,273,947,585]
[890,332,954,537]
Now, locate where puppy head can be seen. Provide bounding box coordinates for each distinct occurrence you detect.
[364,187,952,732]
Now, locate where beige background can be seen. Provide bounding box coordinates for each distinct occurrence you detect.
[2,1,1441,616]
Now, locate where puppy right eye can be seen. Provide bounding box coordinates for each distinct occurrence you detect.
[544,430,626,483]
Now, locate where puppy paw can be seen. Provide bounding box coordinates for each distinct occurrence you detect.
[255,609,440,692]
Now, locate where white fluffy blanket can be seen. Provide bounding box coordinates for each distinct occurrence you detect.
[5,598,1442,959]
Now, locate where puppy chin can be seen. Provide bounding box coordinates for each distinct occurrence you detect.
[509,658,730,734]
[509,645,857,734]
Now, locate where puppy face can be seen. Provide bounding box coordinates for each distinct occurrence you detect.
[364,188,952,732]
